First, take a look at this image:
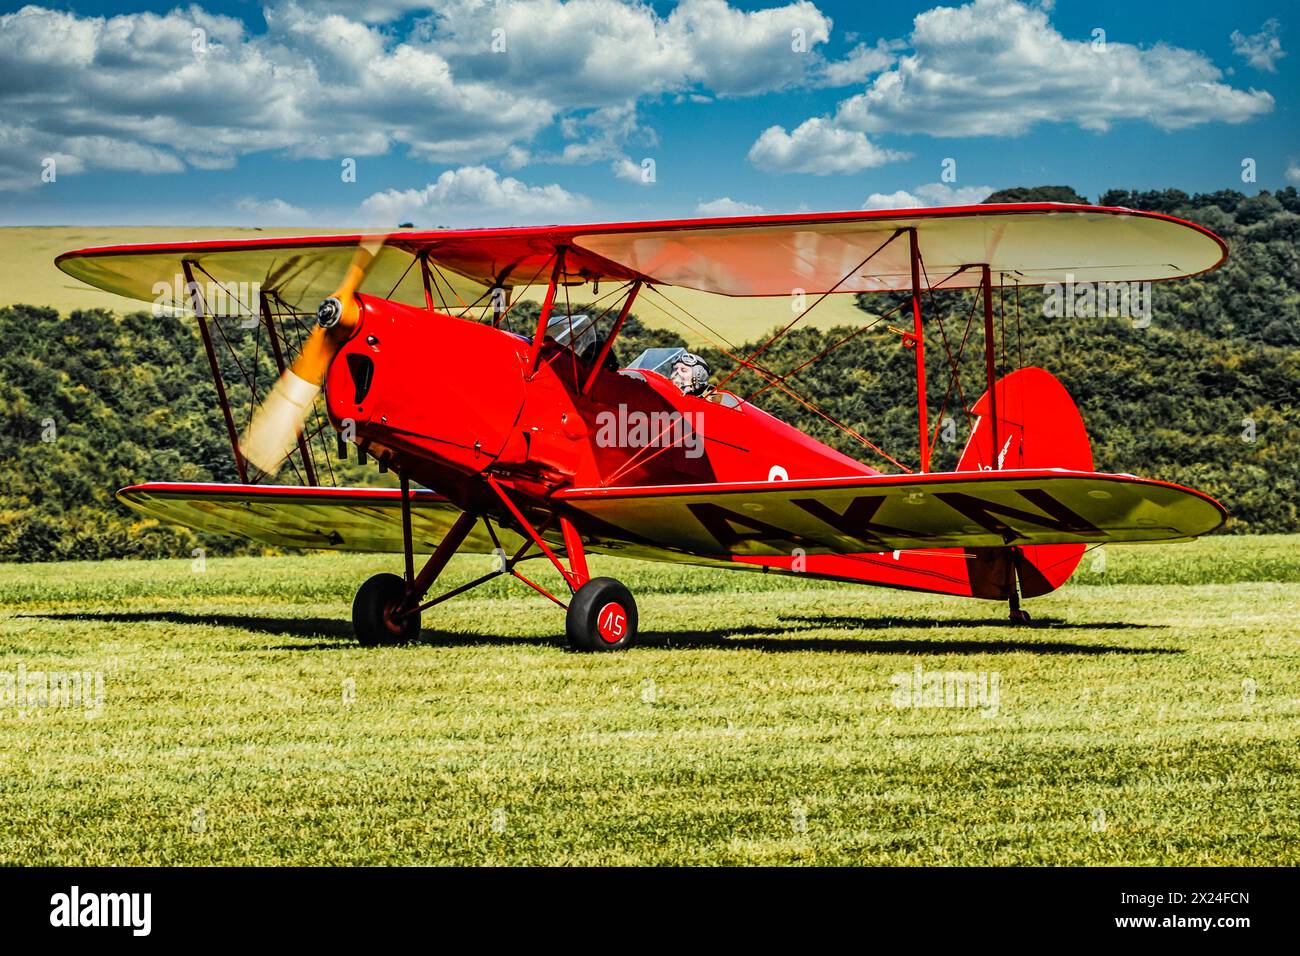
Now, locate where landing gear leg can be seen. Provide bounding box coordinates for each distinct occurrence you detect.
[486,476,639,652]
[561,520,638,651]
[352,487,477,645]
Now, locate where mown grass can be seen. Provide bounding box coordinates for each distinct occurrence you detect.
[0,536,1296,865]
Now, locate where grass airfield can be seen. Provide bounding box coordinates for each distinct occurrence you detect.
[1,535,1296,865]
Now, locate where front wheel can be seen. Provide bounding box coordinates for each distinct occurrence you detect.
[353,572,421,646]
[566,577,638,652]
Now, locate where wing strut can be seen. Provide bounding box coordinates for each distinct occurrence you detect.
[182,260,248,483]
[908,228,929,473]
[527,249,565,375]
[980,264,1001,466]
[582,279,642,395]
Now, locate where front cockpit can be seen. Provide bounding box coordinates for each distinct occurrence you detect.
[535,314,744,408]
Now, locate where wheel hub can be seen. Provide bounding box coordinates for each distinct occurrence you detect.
[596,601,628,644]
[381,600,409,635]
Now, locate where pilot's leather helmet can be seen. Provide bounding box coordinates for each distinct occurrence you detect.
[672,351,711,396]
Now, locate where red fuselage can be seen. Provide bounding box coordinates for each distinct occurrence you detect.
[324,295,874,515]
[319,295,1094,603]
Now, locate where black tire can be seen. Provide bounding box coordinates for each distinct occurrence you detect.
[352,572,420,646]
[566,577,638,652]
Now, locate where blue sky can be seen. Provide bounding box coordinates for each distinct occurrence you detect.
[0,0,1294,226]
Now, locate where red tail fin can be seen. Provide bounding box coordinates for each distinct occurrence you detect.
[958,366,1092,597]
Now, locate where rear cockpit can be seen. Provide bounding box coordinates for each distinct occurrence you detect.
[626,345,743,407]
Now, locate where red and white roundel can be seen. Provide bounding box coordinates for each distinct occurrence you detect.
[596,602,627,644]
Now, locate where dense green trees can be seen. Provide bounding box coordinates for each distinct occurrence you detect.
[0,304,388,560]
[1,186,1295,560]
[982,185,1089,205]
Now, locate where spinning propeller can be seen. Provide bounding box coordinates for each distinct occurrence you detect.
[240,234,386,475]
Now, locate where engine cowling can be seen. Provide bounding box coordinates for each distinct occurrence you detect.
[325,296,528,479]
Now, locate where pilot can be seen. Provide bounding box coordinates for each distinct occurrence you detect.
[670,351,711,397]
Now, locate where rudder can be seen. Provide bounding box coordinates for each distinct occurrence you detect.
[957,367,1092,599]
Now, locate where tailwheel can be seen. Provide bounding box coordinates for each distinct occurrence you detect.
[1008,591,1032,626]
[1007,579,1032,626]
[567,577,638,652]
[352,572,421,646]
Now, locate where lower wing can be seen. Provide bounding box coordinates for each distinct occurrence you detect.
[116,482,516,554]
[556,469,1227,555]
[119,470,1224,600]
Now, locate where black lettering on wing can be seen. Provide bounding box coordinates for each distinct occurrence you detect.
[686,502,795,550]
[933,488,1103,543]
[791,495,918,549]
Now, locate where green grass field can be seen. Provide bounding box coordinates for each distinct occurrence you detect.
[1,535,1297,865]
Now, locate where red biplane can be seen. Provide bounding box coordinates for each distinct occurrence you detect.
[56,203,1229,650]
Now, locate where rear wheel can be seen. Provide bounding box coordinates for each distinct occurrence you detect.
[566,577,638,652]
[353,572,420,645]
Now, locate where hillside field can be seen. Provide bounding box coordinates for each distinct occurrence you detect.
[1,535,1296,865]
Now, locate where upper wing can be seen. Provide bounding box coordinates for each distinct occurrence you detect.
[557,469,1227,557]
[117,482,520,554]
[571,203,1226,296]
[57,203,1226,311]
[56,238,491,316]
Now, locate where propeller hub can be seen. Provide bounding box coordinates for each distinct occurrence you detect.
[316,296,343,329]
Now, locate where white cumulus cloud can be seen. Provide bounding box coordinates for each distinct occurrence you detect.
[0,0,883,193]
[611,156,654,184]
[235,196,310,222]
[863,181,993,209]
[0,3,551,190]
[748,117,908,174]
[833,0,1274,137]
[815,39,900,87]
[426,0,852,104]
[359,165,590,226]
[695,197,764,216]
[1231,19,1286,73]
